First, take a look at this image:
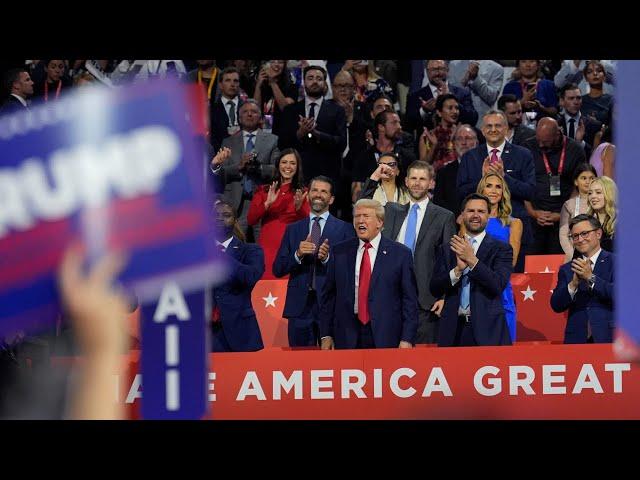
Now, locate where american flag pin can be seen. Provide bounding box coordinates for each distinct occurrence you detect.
[383,250,387,254]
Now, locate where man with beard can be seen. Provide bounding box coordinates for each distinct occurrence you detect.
[524,117,585,254]
[210,199,265,352]
[277,65,347,192]
[431,193,513,346]
[358,160,456,344]
[433,124,478,218]
[273,176,355,346]
[405,60,477,139]
[457,110,536,271]
[319,198,418,350]
[0,68,34,113]
[497,94,536,147]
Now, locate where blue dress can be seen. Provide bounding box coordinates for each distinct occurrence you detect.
[485,217,517,342]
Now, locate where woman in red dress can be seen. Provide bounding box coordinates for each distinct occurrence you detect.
[418,93,461,173]
[247,148,310,279]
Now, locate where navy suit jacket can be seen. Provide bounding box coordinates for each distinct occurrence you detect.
[557,114,602,159]
[431,233,513,346]
[550,250,614,344]
[457,143,536,241]
[272,214,356,320]
[319,236,419,349]
[277,99,347,184]
[212,237,264,351]
[405,84,478,137]
[210,97,244,151]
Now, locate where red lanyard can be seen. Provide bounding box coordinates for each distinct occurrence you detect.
[44,80,62,102]
[542,136,567,176]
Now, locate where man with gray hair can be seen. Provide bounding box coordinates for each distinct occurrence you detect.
[457,110,536,271]
[319,198,419,349]
[210,99,280,239]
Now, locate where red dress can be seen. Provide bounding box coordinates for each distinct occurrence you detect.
[247,183,310,279]
[431,124,458,172]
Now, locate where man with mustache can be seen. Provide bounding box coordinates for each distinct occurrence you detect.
[273,176,355,347]
[523,117,586,254]
[431,193,514,346]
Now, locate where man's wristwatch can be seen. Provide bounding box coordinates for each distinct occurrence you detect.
[588,274,597,289]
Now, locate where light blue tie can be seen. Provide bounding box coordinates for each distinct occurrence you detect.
[403,203,419,254]
[460,237,476,310]
[243,133,255,195]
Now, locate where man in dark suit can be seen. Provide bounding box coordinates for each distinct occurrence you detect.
[273,176,356,346]
[557,83,601,158]
[457,110,536,272]
[278,65,347,190]
[319,198,419,349]
[0,68,33,114]
[210,199,265,352]
[551,214,614,344]
[405,60,478,139]
[359,160,456,343]
[433,124,478,219]
[210,99,280,239]
[209,67,243,151]
[431,193,513,346]
[497,94,536,147]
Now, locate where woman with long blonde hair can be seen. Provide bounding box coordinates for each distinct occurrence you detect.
[587,176,617,252]
[470,173,521,342]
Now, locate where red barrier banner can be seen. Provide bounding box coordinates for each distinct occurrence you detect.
[117,344,640,420]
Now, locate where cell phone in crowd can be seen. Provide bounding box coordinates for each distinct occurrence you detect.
[527,82,536,91]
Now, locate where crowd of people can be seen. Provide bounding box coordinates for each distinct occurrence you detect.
[0,59,618,357]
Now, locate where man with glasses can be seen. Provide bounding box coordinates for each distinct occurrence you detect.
[405,60,478,140]
[359,160,456,343]
[551,214,614,344]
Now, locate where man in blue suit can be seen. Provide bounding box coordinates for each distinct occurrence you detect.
[457,110,536,271]
[319,198,419,349]
[551,214,614,344]
[273,176,355,347]
[431,193,513,346]
[210,199,264,352]
[405,60,478,138]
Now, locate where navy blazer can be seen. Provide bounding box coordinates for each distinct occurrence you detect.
[550,250,614,344]
[431,233,513,346]
[209,97,243,151]
[276,99,347,184]
[212,237,264,351]
[318,236,419,349]
[405,84,478,137]
[272,214,356,320]
[457,142,536,225]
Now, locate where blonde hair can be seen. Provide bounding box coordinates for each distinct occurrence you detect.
[354,198,385,222]
[476,173,513,226]
[587,176,617,237]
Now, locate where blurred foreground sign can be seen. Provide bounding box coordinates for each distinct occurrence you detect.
[0,79,225,338]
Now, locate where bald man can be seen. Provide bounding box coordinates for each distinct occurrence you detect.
[523,117,586,254]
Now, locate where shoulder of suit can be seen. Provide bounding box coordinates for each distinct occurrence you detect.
[333,237,357,252]
[427,202,455,218]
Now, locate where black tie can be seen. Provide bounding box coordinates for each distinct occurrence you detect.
[308,102,317,119]
[227,100,236,125]
[568,118,575,139]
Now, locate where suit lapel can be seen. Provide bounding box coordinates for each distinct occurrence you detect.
[370,237,389,291]
[390,204,409,241]
[416,201,435,248]
[322,215,337,243]
[347,238,358,305]
[227,236,242,260]
[593,250,610,276]
[475,234,493,265]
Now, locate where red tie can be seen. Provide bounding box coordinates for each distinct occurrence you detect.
[358,242,373,325]
[212,244,227,323]
[490,148,499,164]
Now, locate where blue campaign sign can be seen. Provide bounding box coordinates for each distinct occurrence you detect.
[0,79,226,338]
[140,282,209,420]
[615,61,640,358]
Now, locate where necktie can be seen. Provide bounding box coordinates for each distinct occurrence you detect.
[308,102,317,119]
[568,118,575,139]
[403,203,419,254]
[244,133,256,195]
[460,238,476,310]
[490,148,499,164]
[358,242,373,325]
[310,216,322,290]
[227,100,236,125]
[212,244,227,323]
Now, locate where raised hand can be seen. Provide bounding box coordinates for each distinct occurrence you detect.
[317,238,330,262]
[294,188,306,211]
[264,181,279,209]
[297,233,317,258]
[211,147,232,168]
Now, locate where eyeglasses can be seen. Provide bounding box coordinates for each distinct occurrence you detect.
[333,83,354,89]
[378,161,398,168]
[568,228,598,242]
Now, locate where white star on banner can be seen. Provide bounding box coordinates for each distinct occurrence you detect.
[539,266,552,273]
[520,285,537,301]
[262,292,278,308]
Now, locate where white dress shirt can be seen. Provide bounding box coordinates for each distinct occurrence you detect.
[354,233,381,314]
[222,95,239,125]
[396,197,429,245]
[486,140,506,159]
[216,236,234,251]
[304,95,324,121]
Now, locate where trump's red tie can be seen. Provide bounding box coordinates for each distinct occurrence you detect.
[358,242,372,325]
